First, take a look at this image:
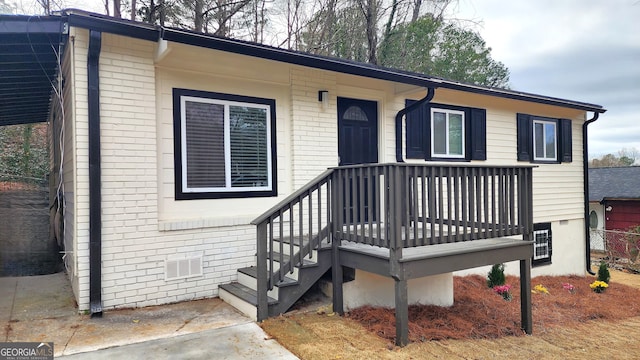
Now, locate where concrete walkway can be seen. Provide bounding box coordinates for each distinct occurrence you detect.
[1,273,298,359]
[58,323,297,359]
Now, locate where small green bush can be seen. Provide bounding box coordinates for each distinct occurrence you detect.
[597,262,610,284]
[487,263,506,288]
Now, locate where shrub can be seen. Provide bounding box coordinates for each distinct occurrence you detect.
[487,263,506,288]
[597,262,611,284]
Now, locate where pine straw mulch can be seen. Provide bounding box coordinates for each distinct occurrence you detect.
[346,274,640,343]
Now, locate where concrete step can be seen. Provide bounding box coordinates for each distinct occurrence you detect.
[218,282,277,321]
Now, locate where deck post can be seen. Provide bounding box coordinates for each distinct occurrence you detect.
[256,222,268,321]
[394,276,409,346]
[520,257,532,334]
[332,172,344,315]
[332,247,344,315]
[389,165,409,346]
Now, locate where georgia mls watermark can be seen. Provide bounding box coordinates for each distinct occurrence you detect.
[0,342,53,360]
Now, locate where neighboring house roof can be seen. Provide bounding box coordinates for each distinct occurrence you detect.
[589,166,640,202]
[0,10,606,127]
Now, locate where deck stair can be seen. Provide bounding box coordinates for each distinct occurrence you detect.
[219,169,336,320]
[219,237,332,320]
[219,163,535,346]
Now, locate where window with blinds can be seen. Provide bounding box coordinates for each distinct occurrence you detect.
[173,89,277,199]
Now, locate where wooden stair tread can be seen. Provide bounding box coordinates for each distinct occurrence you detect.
[238,266,298,287]
[219,282,278,306]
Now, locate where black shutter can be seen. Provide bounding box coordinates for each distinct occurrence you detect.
[469,108,487,160]
[517,113,532,161]
[405,99,425,159]
[559,119,572,163]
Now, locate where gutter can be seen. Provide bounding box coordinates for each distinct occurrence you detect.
[88,29,103,317]
[395,87,436,162]
[62,10,607,113]
[583,112,600,275]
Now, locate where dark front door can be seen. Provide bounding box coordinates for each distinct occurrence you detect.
[338,97,378,165]
[338,98,378,222]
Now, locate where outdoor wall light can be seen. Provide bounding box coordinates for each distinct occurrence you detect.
[606,206,613,212]
[318,90,329,108]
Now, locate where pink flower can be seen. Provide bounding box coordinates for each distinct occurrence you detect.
[493,284,511,294]
[562,283,575,292]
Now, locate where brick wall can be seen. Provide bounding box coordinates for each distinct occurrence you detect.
[289,68,338,189]
[69,33,258,310]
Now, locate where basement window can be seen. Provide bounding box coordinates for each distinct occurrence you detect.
[533,222,552,266]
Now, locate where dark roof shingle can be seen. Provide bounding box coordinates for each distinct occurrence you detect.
[589,167,640,202]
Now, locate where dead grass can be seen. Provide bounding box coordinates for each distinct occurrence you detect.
[261,271,640,359]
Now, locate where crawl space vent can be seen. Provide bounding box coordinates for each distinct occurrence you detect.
[165,255,203,280]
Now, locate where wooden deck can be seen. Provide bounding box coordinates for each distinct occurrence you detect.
[251,163,534,346]
[339,236,533,278]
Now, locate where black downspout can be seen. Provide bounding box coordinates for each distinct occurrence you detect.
[88,30,103,317]
[583,112,600,275]
[395,87,436,162]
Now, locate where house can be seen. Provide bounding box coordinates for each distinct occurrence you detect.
[589,167,640,251]
[0,11,606,345]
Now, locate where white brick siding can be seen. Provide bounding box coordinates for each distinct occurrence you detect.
[290,68,339,188]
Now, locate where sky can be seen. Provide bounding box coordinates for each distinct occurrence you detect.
[452,0,640,158]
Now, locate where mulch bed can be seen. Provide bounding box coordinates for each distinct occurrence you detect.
[347,275,640,342]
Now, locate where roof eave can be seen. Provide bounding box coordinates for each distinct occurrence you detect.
[63,11,607,114]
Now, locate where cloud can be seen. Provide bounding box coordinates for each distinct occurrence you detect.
[455,0,640,156]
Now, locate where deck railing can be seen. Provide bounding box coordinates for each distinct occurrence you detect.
[252,163,534,320]
[332,163,534,251]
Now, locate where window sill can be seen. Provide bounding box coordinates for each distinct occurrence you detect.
[158,215,256,231]
[531,159,560,164]
[532,260,552,267]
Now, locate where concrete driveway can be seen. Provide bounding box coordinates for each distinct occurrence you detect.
[1,272,297,359]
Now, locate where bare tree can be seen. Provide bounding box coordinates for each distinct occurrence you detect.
[354,0,378,63]
[114,0,122,18]
[37,0,51,14]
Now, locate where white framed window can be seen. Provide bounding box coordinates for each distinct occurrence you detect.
[533,222,552,266]
[533,119,557,161]
[173,89,277,200]
[430,108,465,158]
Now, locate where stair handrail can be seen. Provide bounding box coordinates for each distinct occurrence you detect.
[251,168,335,226]
[252,168,335,321]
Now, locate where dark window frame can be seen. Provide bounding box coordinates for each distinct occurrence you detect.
[173,88,278,200]
[532,222,552,266]
[405,101,486,161]
[517,113,572,164]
